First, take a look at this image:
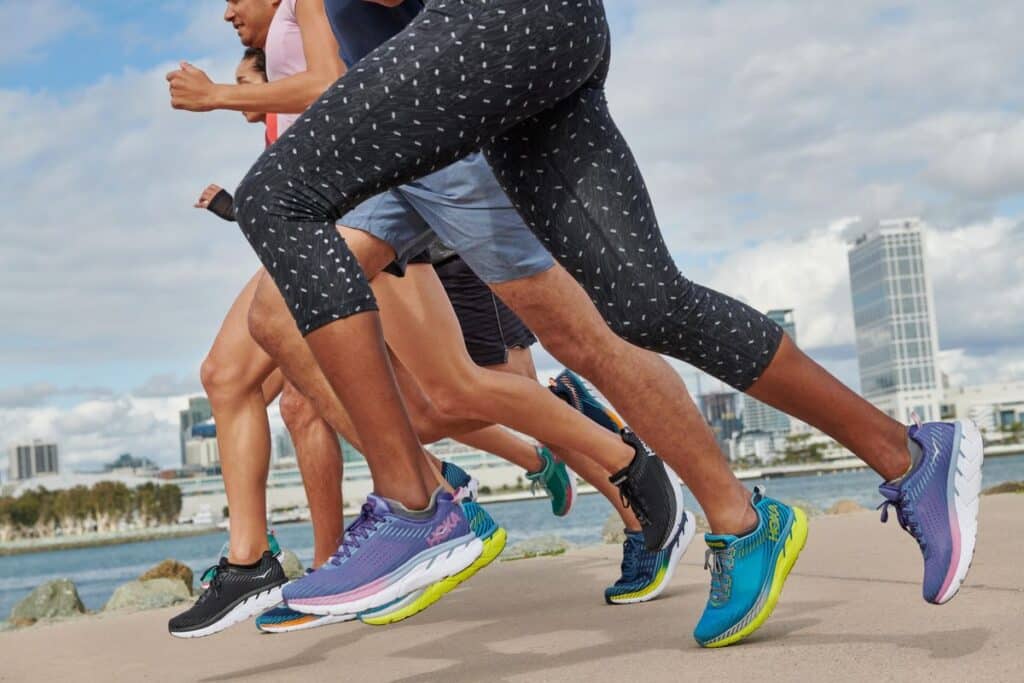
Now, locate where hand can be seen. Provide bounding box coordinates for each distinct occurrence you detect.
[167,62,220,112]
[195,184,224,209]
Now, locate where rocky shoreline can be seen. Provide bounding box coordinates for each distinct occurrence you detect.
[4,483,1020,634]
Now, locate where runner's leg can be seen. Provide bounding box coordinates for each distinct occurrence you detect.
[279,381,343,567]
[200,269,278,562]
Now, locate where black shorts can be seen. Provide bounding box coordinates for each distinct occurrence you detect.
[434,255,536,367]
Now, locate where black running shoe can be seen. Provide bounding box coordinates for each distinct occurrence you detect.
[168,551,287,639]
[610,429,684,552]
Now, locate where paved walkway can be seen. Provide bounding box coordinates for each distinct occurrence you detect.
[3,494,1021,682]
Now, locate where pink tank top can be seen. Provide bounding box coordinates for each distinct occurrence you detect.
[264,0,307,133]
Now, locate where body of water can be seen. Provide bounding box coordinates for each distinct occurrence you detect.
[2,454,1022,618]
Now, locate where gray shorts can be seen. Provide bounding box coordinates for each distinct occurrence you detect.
[339,152,555,284]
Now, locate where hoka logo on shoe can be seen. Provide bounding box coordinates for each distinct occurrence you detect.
[426,512,461,546]
[767,504,781,542]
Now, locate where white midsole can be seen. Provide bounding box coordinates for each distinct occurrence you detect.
[289,536,483,616]
[659,461,685,552]
[938,420,984,604]
[170,585,284,639]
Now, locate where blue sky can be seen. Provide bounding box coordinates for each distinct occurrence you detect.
[2,0,1023,469]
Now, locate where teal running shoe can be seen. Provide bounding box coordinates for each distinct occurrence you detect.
[693,489,808,647]
[201,532,282,589]
[549,369,624,434]
[525,446,576,517]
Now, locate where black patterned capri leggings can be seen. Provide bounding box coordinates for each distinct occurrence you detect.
[235,0,783,391]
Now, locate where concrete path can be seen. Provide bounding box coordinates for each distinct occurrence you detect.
[3,494,1021,682]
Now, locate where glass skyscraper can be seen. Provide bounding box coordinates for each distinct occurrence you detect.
[742,309,796,435]
[848,218,942,421]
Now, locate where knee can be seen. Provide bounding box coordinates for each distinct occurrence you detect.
[279,384,319,434]
[200,353,246,400]
[426,372,481,421]
[247,288,283,354]
[406,400,450,444]
[536,322,616,379]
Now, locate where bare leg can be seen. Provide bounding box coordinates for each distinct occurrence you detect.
[201,269,279,563]
[500,348,640,531]
[747,335,910,480]
[493,266,757,534]
[453,427,543,473]
[249,271,489,444]
[279,381,343,567]
[371,263,637,474]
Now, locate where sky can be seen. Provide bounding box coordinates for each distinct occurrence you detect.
[1,0,1022,472]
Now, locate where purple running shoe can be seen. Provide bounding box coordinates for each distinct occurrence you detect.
[283,490,482,616]
[878,418,984,604]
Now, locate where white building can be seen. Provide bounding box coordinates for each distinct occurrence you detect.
[848,218,943,421]
[8,440,60,481]
[184,437,220,469]
[943,382,1024,433]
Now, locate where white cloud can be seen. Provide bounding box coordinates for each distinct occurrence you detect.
[928,121,1024,200]
[2,0,1024,466]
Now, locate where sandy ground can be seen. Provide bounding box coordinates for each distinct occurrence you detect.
[2,494,1021,682]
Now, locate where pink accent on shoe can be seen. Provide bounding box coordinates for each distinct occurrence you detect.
[426,511,461,547]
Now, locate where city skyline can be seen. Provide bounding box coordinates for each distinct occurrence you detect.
[2,2,1023,472]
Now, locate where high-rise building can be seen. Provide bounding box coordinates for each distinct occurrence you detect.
[742,309,796,435]
[699,391,743,452]
[179,397,212,467]
[8,440,59,481]
[848,218,942,421]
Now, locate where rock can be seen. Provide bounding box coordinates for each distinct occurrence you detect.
[279,549,305,579]
[602,512,627,544]
[104,578,190,612]
[501,535,571,561]
[826,499,867,515]
[139,559,194,595]
[9,579,85,624]
[784,500,822,518]
[982,480,1024,496]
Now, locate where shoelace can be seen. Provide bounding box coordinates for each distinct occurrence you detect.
[196,563,225,602]
[329,502,385,566]
[878,493,926,552]
[704,546,735,605]
[614,475,652,527]
[528,450,550,497]
[619,534,644,581]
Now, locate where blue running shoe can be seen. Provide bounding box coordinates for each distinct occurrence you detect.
[693,489,808,647]
[282,490,482,616]
[549,369,624,434]
[878,419,983,604]
[606,510,696,605]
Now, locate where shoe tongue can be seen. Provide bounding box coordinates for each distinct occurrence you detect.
[878,481,901,500]
[365,494,392,516]
[704,533,738,548]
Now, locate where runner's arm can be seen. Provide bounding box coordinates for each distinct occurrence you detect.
[173,0,344,114]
